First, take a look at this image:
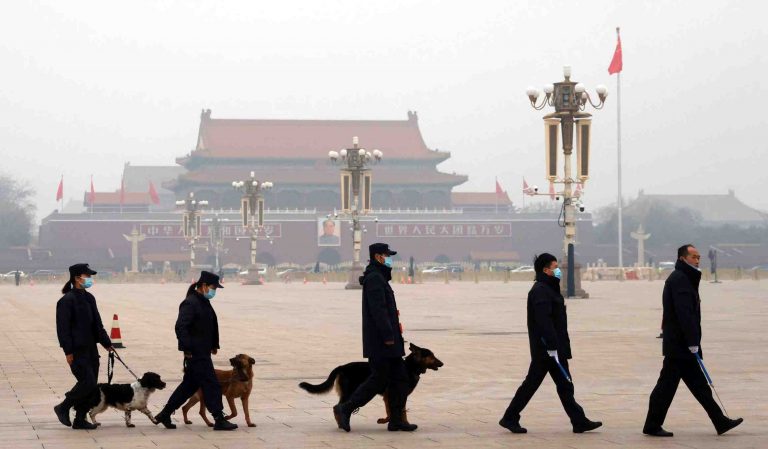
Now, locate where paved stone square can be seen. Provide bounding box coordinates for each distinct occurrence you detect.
[0,279,765,448]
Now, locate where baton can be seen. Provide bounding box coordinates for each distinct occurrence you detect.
[695,352,729,418]
[542,338,572,383]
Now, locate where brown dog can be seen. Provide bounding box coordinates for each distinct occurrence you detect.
[181,354,256,427]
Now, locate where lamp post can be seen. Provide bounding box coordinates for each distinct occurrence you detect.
[209,214,228,274]
[175,192,208,271]
[525,65,607,298]
[328,136,382,289]
[233,172,273,285]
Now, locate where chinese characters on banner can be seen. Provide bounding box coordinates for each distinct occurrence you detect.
[140,223,282,239]
[376,223,511,238]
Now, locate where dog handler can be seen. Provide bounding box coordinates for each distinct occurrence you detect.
[499,253,602,434]
[54,263,113,430]
[333,243,417,432]
[154,271,238,431]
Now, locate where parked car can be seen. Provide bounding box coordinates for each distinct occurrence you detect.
[2,271,26,279]
[422,266,448,274]
[749,264,768,272]
[510,265,534,273]
[239,266,268,276]
[276,268,307,278]
[30,269,66,279]
[657,261,676,272]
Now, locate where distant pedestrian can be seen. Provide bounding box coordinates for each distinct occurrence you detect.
[54,263,113,429]
[14,269,21,286]
[500,253,602,434]
[642,244,742,437]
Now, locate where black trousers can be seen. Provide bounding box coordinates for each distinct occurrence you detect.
[644,355,727,430]
[65,347,101,417]
[163,355,224,417]
[502,356,587,425]
[343,357,409,423]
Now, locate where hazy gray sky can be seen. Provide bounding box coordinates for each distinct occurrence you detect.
[2,1,766,221]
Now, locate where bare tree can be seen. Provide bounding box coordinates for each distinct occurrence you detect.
[0,173,35,248]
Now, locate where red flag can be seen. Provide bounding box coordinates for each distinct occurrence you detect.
[119,176,126,206]
[549,181,556,200]
[608,28,622,75]
[55,176,63,201]
[522,178,531,194]
[495,178,504,196]
[574,183,583,198]
[89,176,96,205]
[148,181,160,205]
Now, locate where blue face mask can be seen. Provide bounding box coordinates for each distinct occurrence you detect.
[383,256,393,268]
[204,288,216,300]
[553,268,562,279]
[81,277,94,288]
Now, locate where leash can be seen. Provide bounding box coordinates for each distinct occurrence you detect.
[108,350,139,384]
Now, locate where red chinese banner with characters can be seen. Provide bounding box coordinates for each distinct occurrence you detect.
[140,223,281,239]
[376,223,511,238]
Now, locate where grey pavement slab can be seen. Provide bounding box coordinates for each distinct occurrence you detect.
[0,280,765,448]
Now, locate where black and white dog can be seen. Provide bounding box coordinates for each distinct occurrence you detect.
[89,372,166,427]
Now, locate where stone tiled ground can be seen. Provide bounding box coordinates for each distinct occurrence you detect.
[0,279,765,448]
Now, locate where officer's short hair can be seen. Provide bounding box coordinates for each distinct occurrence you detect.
[533,253,557,274]
[677,244,695,259]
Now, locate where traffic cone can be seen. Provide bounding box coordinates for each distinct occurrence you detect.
[110,314,125,348]
[303,277,308,284]
[160,278,166,284]
[322,275,327,285]
[259,275,265,284]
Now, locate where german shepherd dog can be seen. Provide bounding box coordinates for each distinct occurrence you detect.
[299,344,443,424]
[181,354,257,427]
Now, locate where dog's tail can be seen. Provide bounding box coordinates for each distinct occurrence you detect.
[298,366,342,394]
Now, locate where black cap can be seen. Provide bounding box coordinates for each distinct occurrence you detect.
[369,243,397,259]
[198,271,224,289]
[69,263,97,278]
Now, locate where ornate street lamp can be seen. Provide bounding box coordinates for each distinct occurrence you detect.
[525,66,607,298]
[233,172,273,285]
[328,136,382,289]
[175,192,209,270]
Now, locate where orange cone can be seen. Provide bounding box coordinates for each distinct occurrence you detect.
[160,278,166,284]
[110,314,125,348]
[322,275,327,285]
[259,275,265,284]
[303,277,308,284]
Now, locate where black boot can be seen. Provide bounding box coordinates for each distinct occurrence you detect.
[154,408,177,429]
[54,400,72,427]
[499,419,527,433]
[333,404,351,432]
[388,421,418,432]
[213,415,238,431]
[573,419,602,433]
[72,411,97,430]
[716,417,743,435]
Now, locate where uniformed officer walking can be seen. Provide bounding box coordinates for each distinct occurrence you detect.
[54,263,113,429]
[154,271,237,431]
[500,253,602,434]
[643,244,743,437]
[333,243,417,432]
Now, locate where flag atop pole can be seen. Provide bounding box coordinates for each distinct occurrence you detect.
[119,176,125,213]
[495,177,504,213]
[609,26,624,268]
[55,176,63,201]
[148,181,160,205]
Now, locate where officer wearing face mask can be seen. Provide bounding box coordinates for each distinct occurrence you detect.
[54,263,113,429]
[154,271,237,431]
[500,253,602,434]
[333,243,416,432]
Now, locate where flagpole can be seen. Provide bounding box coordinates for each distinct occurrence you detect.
[616,27,624,269]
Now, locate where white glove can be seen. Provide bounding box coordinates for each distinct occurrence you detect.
[547,350,559,361]
[689,346,699,354]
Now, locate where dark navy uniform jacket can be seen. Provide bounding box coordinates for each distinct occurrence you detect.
[56,289,111,355]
